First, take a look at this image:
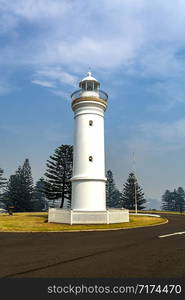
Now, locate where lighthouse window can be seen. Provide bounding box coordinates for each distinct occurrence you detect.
[89,156,93,162]
[87,82,93,91]
[81,82,86,89]
[94,82,98,90]
[89,120,93,126]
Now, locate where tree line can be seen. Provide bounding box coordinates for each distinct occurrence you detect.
[161,187,185,213]
[7,143,185,212]
[0,159,46,212]
[0,145,73,212]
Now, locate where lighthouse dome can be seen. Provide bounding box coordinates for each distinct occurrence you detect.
[81,71,98,82]
[79,71,100,90]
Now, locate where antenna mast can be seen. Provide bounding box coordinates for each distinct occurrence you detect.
[132,152,138,214]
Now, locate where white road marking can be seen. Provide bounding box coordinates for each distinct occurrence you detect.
[159,231,185,238]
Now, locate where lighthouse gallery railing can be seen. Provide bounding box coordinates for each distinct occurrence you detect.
[71,89,108,102]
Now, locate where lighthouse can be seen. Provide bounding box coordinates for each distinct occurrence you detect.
[71,71,107,211]
[48,71,129,224]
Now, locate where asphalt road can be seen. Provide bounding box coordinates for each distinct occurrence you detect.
[0,214,184,278]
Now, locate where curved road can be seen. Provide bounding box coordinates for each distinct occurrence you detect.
[0,214,184,278]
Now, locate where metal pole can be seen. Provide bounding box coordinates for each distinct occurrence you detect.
[134,179,137,214]
[133,152,137,214]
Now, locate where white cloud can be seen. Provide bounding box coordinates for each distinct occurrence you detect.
[32,67,78,95]
[31,79,55,88]
[0,0,71,22]
[35,68,77,86]
[0,0,185,78]
[1,0,185,101]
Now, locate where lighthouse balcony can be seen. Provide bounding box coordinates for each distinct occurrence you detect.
[71,89,108,102]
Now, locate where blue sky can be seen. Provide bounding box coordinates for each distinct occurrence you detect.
[1,0,185,208]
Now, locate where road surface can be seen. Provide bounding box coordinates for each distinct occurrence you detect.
[0,214,184,278]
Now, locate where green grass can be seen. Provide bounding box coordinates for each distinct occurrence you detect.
[130,210,185,215]
[0,212,166,232]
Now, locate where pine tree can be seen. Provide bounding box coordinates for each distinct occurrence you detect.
[4,174,20,210]
[111,189,123,208]
[106,170,122,208]
[31,177,47,211]
[161,187,185,212]
[172,189,179,211]
[0,168,6,191]
[0,168,6,205]
[5,159,34,212]
[106,170,115,207]
[45,145,73,208]
[121,172,146,210]
[161,189,174,211]
[175,187,185,213]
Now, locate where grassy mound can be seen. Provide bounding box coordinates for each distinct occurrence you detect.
[0,212,166,232]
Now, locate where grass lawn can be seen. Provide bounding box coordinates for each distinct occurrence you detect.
[0,212,166,232]
[130,210,185,215]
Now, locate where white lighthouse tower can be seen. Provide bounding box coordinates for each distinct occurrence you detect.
[48,71,129,224]
[71,71,107,211]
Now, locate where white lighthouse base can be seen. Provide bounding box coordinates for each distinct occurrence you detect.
[48,208,129,225]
